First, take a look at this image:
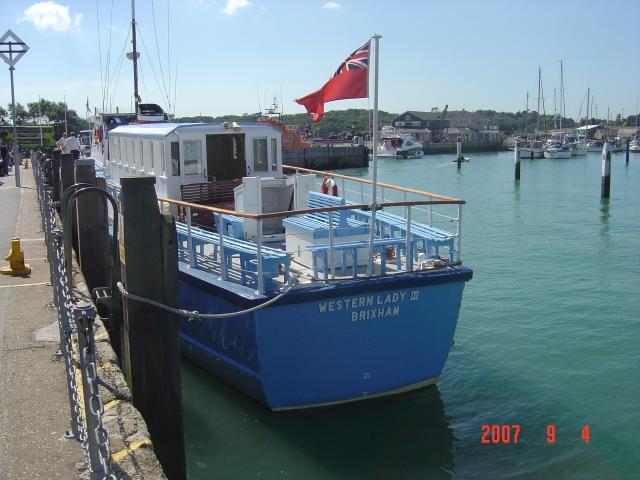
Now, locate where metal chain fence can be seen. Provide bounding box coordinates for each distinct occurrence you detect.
[32,152,116,480]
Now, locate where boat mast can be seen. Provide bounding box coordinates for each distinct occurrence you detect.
[586,87,590,135]
[560,60,564,131]
[130,0,141,113]
[536,66,541,133]
[525,92,529,134]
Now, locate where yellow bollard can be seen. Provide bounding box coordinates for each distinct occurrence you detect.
[0,238,32,276]
[23,158,29,169]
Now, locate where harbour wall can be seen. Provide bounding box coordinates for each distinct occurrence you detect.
[283,146,369,170]
[421,141,506,155]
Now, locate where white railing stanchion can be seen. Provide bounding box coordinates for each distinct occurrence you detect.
[219,214,228,281]
[403,192,407,218]
[457,204,462,263]
[186,206,195,268]
[328,211,335,280]
[341,178,345,199]
[360,182,364,203]
[406,206,413,272]
[256,219,264,294]
[428,203,433,226]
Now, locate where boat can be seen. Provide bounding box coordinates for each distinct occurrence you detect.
[377,135,423,159]
[563,134,587,156]
[94,121,472,410]
[517,139,545,158]
[586,140,604,152]
[630,140,640,152]
[257,97,312,149]
[543,141,572,159]
[91,28,472,410]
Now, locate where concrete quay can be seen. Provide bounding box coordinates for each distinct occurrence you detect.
[0,162,166,479]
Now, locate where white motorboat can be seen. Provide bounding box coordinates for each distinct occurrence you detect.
[630,140,640,152]
[377,135,423,159]
[543,142,572,159]
[516,139,545,158]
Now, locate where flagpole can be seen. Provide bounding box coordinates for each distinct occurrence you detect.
[367,33,381,277]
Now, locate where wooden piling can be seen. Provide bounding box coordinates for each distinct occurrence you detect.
[601,142,611,199]
[625,138,630,165]
[74,159,109,292]
[514,146,521,180]
[456,138,463,169]
[50,150,61,202]
[119,176,186,480]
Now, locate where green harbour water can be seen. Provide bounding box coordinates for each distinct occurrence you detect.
[181,150,640,479]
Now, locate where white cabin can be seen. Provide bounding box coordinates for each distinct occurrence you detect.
[104,122,283,200]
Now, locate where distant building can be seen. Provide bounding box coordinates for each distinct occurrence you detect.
[391,110,501,143]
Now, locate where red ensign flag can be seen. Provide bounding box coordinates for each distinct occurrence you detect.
[295,41,370,122]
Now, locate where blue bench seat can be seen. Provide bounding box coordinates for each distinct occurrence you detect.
[307,237,420,280]
[175,222,289,291]
[348,205,455,261]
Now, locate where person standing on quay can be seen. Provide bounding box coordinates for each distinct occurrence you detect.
[56,132,67,151]
[64,132,81,159]
[0,142,8,177]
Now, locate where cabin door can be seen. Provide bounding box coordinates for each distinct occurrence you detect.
[205,134,245,181]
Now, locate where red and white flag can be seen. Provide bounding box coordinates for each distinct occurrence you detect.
[295,41,370,122]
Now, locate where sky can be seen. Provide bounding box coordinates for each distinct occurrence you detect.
[1,0,639,122]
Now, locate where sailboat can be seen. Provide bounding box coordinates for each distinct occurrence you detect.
[518,67,545,158]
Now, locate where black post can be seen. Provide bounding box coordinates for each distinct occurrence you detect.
[119,176,186,480]
[51,149,61,202]
[601,142,611,199]
[625,138,630,165]
[74,159,109,292]
[514,146,521,180]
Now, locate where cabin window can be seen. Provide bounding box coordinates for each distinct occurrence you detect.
[183,140,201,176]
[253,138,268,172]
[271,138,277,172]
[171,142,180,176]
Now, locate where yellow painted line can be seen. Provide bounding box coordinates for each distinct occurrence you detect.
[19,238,45,242]
[104,399,121,412]
[0,282,48,289]
[111,438,153,463]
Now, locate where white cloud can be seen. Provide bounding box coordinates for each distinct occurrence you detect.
[221,0,251,15]
[20,1,79,32]
[323,2,341,10]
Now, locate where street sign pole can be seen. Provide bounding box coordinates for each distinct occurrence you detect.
[0,30,29,188]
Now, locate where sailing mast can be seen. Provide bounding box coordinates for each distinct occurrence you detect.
[560,60,564,131]
[536,66,541,133]
[129,0,141,113]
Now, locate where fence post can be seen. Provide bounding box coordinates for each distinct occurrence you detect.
[119,176,186,480]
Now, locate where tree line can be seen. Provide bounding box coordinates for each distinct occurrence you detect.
[0,99,89,138]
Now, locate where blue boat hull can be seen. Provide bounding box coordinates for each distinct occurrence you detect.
[178,266,472,410]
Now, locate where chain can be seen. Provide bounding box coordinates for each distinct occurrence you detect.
[34,155,114,479]
[116,277,295,321]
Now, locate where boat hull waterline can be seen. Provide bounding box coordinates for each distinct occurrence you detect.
[179,265,472,410]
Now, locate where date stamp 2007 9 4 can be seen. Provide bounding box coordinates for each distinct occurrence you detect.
[481,424,591,444]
